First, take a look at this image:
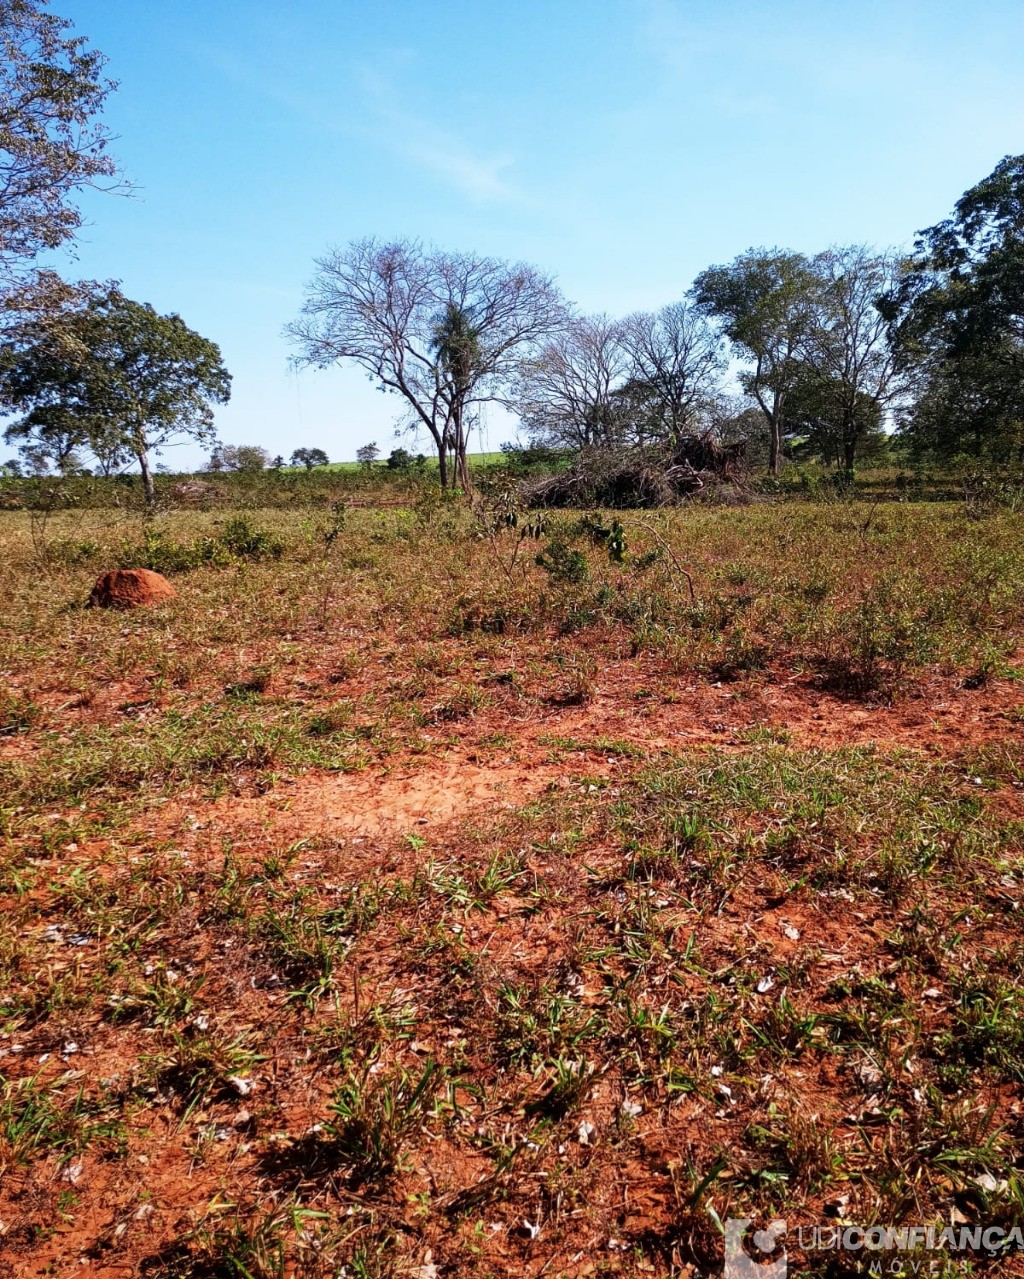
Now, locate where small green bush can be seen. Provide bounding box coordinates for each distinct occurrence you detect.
[219,516,284,560]
[536,539,589,585]
[115,518,283,574]
[117,527,232,574]
[47,538,101,566]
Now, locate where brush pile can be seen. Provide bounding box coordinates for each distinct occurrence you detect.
[523,435,748,509]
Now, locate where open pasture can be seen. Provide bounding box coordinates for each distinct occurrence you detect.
[2,497,1024,1277]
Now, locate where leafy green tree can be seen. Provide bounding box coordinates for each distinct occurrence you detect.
[0,286,230,507]
[431,302,483,490]
[217,443,270,472]
[386,447,413,470]
[785,367,886,468]
[1,279,114,470]
[356,442,379,468]
[897,154,1024,360]
[902,343,1023,461]
[692,250,819,473]
[1,0,122,291]
[1,399,83,473]
[886,155,1024,459]
[290,446,329,469]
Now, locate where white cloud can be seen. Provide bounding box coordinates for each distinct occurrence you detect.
[355,64,519,203]
[189,41,519,204]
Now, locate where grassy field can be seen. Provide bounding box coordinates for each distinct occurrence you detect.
[289,451,509,474]
[2,493,1024,1277]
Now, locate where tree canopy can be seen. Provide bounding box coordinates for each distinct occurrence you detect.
[1,286,231,504]
[887,154,1024,460]
[692,250,818,474]
[290,446,330,470]
[1,0,122,290]
[210,443,270,473]
[287,238,566,490]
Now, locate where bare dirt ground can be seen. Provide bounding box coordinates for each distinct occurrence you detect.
[166,654,1024,849]
[5,648,1024,1276]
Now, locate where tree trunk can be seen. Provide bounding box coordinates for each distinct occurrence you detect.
[768,413,783,475]
[450,402,469,493]
[137,448,155,511]
[451,400,473,494]
[437,443,449,490]
[456,445,472,494]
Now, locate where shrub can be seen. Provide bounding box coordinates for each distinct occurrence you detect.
[219,516,284,560]
[47,538,101,566]
[115,518,283,574]
[117,527,232,574]
[536,538,589,585]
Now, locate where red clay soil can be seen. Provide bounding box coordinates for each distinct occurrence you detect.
[5,647,1020,837]
[130,655,1022,858]
[86,569,177,610]
[4,657,1024,1278]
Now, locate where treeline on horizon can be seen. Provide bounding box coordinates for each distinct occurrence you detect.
[1,2,1022,505]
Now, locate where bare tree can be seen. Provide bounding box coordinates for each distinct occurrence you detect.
[511,314,631,450]
[804,245,908,471]
[619,303,726,446]
[287,239,565,490]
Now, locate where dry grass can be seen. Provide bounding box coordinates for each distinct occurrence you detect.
[1,496,1024,1276]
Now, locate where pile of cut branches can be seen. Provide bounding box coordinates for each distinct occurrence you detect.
[523,435,748,509]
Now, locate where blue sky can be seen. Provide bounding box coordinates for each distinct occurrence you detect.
[59,0,1024,468]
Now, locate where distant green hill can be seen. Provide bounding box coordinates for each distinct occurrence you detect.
[287,451,507,473]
